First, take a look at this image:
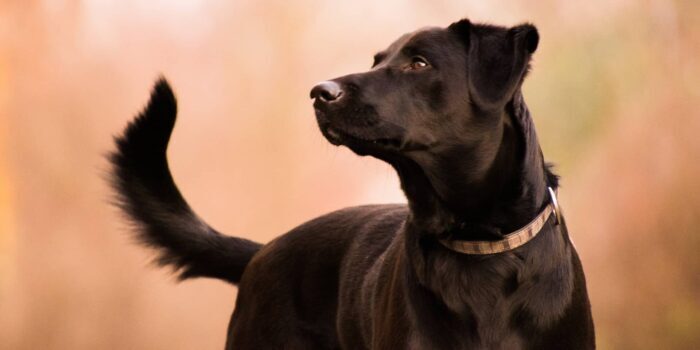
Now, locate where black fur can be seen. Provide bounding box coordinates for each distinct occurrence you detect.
[109,78,261,284]
[110,18,594,349]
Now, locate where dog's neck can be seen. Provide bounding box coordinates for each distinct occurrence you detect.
[395,92,551,240]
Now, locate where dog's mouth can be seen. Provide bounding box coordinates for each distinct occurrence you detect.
[316,118,432,156]
[323,126,402,149]
[318,122,406,157]
[313,101,430,155]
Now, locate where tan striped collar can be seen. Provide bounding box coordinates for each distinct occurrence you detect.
[438,187,561,255]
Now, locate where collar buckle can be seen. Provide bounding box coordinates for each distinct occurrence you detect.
[547,186,562,226]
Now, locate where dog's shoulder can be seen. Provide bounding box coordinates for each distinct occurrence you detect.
[237,204,409,307]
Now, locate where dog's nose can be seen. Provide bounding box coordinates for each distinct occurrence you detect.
[310,81,343,103]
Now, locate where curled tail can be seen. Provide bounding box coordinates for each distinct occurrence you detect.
[109,78,261,285]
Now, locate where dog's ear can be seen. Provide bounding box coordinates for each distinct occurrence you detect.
[449,20,539,111]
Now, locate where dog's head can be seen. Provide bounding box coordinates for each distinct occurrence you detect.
[311,19,541,222]
[311,18,537,161]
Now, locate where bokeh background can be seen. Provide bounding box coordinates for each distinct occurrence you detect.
[1,0,698,348]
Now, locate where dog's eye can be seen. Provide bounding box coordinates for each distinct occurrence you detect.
[408,56,429,70]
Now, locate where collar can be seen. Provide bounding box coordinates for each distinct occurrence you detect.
[438,187,561,255]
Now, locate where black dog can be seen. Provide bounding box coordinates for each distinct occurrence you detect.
[110,18,594,349]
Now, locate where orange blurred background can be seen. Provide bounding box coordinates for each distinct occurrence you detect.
[1,1,698,349]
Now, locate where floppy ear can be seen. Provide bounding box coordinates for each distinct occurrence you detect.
[449,20,539,111]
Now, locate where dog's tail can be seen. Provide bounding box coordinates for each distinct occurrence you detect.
[108,78,262,285]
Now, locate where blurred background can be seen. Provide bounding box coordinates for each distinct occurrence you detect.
[0,0,698,348]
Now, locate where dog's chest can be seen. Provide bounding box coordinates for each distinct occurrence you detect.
[408,330,525,350]
[420,282,527,349]
[414,254,550,349]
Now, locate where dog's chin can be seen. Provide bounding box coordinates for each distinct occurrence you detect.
[320,125,404,157]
